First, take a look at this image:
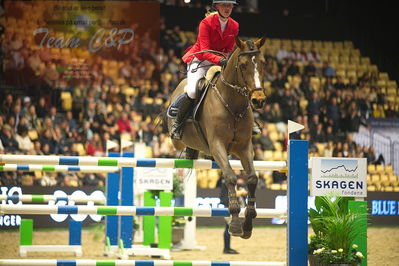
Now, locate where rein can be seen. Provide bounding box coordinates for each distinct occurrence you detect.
[220,49,261,97]
[185,47,262,121]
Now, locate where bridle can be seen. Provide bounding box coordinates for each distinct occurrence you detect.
[220,48,263,98]
[185,45,264,99]
[220,41,263,98]
[184,44,265,120]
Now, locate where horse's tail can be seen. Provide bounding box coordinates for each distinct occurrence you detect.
[155,107,169,134]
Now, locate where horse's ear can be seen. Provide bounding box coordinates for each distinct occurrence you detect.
[255,37,266,49]
[235,36,245,50]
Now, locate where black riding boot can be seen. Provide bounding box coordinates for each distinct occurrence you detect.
[171,93,195,140]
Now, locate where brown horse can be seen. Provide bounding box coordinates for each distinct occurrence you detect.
[165,37,267,239]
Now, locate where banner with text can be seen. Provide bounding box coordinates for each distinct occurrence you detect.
[311,157,367,197]
[4,1,159,90]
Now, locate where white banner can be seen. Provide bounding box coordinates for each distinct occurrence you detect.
[134,168,173,191]
[311,157,367,197]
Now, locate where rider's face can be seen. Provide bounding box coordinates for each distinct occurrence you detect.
[215,3,233,18]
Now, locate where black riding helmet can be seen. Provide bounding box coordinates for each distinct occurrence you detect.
[212,0,237,19]
[213,0,237,4]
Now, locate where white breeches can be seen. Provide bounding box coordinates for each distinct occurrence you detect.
[186,59,212,99]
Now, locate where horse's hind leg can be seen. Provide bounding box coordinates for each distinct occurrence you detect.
[210,143,243,237]
[236,146,258,239]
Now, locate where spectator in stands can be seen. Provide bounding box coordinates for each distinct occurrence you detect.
[21,96,31,115]
[117,112,132,134]
[23,105,40,130]
[36,97,49,119]
[289,45,302,62]
[47,106,63,126]
[280,89,299,121]
[324,141,334,157]
[333,142,343,157]
[9,103,22,130]
[0,171,18,186]
[86,132,104,156]
[334,75,346,91]
[153,133,174,158]
[172,0,240,140]
[341,142,351,157]
[270,103,283,123]
[314,123,326,143]
[276,44,290,62]
[65,111,78,131]
[42,61,59,92]
[0,139,4,153]
[324,126,337,143]
[354,145,364,158]
[0,124,18,153]
[40,172,57,186]
[306,47,321,62]
[258,104,273,122]
[307,92,322,118]
[326,96,340,132]
[39,129,57,154]
[286,59,300,76]
[321,61,335,77]
[346,108,361,133]
[303,61,317,77]
[271,72,288,90]
[15,126,33,153]
[0,93,14,116]
[137,122,154,146]
[253,144,265,160]
[254,128,275,151]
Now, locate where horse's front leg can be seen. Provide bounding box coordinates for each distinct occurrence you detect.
[210,142,243,237]
[235,144,258,239]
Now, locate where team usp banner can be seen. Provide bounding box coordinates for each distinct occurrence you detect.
[4,0,159,88]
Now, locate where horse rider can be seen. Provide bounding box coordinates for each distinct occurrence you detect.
[171,0,239,140]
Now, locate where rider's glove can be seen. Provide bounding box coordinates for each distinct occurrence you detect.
[219,58,227,67]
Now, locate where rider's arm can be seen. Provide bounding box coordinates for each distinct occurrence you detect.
[196,20,223,65]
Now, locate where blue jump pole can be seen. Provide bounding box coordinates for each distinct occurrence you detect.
[288,140,309,266]
[120,152,134,249]
[106,152,120,247]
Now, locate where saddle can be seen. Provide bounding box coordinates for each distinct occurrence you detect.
[167,66,221,120]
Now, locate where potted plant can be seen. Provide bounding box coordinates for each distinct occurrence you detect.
[308,196,366,266]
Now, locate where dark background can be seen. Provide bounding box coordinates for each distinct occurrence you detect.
[161,0,398,83]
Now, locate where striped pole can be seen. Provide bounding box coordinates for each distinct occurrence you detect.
[0,259,286,266]
[0,164,119,173]
[0,194,106,204]
[0,205,286,219]
[0,155,287,170]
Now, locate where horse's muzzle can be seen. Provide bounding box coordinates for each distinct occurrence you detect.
[250,89,266,109]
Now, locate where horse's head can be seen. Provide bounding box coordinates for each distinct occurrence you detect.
[233,37,267,109]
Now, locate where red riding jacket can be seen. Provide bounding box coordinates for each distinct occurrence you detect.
[182,13,239,65]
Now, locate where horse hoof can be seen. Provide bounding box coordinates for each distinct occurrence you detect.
[241,230,252,239]
[228,221,243,237]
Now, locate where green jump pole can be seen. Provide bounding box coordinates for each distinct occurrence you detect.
[158,191,172,249]
[143,191,156,246]
[20,219,33,246]
[349,200,368,266]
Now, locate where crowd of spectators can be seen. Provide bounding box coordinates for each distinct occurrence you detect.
[0,1,396,188]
